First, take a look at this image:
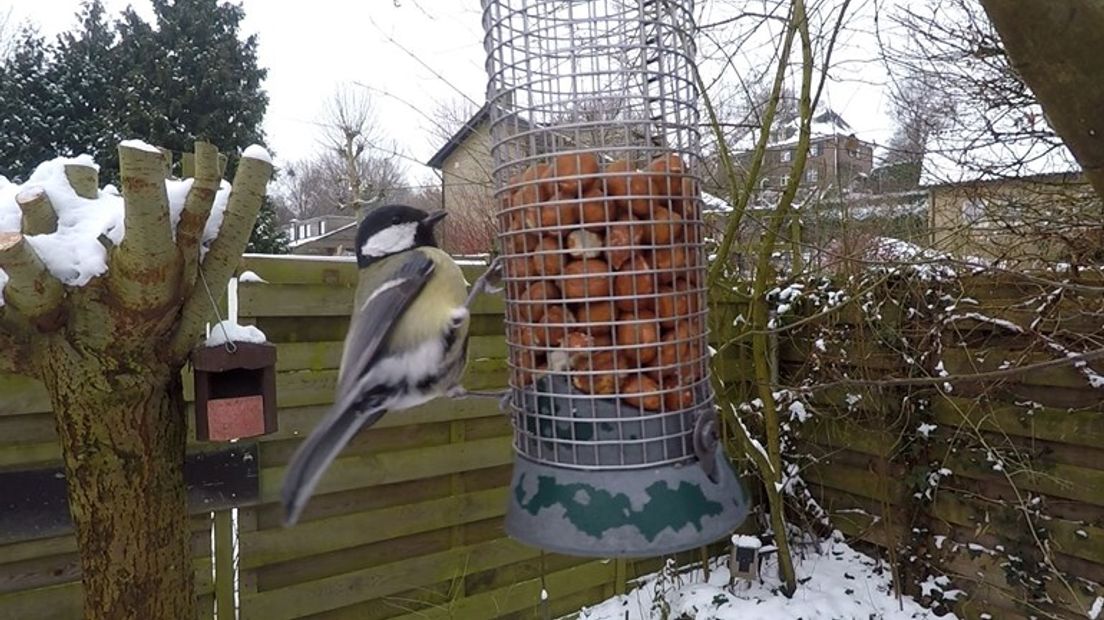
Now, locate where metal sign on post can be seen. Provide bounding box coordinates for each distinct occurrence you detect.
[481,0,749,557]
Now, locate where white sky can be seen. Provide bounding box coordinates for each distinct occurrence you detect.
[8,0,897,187]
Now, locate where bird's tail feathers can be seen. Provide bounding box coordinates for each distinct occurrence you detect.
[281,396,386,526]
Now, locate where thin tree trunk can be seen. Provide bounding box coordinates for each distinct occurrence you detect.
[41,340,194,620]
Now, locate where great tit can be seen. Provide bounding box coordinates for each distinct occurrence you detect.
[281,204,481,526]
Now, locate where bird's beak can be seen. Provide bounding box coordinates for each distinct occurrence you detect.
[422,210,448,229]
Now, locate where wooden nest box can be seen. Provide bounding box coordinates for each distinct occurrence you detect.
[192,342,277,442]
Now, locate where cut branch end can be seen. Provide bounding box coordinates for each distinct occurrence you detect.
[0,232,66,331]
[64,163,99,200]
[16,187,58,235]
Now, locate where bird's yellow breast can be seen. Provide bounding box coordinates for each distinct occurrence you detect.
[355,247,470,353]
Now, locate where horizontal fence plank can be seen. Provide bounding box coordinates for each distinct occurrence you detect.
[240,537,537,619]
[0,412,55,444]
[240,283,354,317]
[242,255,358,286]
[944,451,1104,507]
[238,278,501,319]
[932,396,1104,450]
[258,435,514,503]
[240,255,489,288]
[257,399,507,445]
[803,416,901,459]
[0,375,50,417]
[393,558,613,620]
[930,492,1104,567]
[941,348,1103,391]
[803,461,907,505]
[241,487,507,569]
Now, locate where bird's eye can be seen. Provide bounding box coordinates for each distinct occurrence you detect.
[391,216,400,225]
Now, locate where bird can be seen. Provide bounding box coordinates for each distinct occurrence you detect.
[281,204,500,526]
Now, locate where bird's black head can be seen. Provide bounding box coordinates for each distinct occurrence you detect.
[354,204,447,268]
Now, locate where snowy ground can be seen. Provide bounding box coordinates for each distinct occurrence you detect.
[576,535,952,620]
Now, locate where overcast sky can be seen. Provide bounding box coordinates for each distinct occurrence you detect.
[7,1,896,187]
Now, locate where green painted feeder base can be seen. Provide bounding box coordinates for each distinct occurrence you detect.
[505,450,749,558]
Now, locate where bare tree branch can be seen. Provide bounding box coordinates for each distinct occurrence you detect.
[169,153,273,361]
[177,141,221,290]
[109,144,181,310]
[0,232,65,331]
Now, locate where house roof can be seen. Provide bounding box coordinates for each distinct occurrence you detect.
[918,138,1081,188]
[426,103,493,170]
[288,221,358,249]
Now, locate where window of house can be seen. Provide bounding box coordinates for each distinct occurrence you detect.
[806,168,819,182]
[811,143,822,157]
[320,221,326,235]
[780,175,791,187]
[780,150,792,163]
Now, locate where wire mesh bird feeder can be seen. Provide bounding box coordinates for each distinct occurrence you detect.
[482,0,748,557]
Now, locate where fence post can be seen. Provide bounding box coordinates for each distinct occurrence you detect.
[213,510,236,619]
[614,559,627,596]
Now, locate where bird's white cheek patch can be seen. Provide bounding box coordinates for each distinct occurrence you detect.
[361,223,418,257]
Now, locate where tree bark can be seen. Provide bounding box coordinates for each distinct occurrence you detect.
[40,339,194,620]
[978,0,1104,198]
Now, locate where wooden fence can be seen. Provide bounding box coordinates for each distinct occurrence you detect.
[13,254,1099,619]
[782,273,1104,620]
[0,255,706,619]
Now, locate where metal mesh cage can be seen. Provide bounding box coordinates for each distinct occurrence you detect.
[482,0,711,470]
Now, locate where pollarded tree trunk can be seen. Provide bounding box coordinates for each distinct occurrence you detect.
[0,141,271,619]
[40,342,193,618]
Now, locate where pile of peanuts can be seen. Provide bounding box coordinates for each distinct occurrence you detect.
[499,151,706,413]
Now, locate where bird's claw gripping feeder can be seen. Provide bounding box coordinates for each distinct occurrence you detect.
[482,0,749,557]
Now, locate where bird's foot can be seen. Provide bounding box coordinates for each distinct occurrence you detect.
[446,385,509,401]
[464,258,504,308]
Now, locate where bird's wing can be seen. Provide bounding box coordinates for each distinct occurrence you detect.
[282,253,435,526]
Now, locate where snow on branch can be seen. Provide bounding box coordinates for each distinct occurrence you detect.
[109,143,181,310]
[169,148,272,361]
[0,232,65,331]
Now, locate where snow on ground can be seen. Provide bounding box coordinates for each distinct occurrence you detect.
[577,535,950,620]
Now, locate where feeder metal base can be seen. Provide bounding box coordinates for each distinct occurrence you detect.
[505,449,748,558]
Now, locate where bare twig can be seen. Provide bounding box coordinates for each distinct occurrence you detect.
[177,141,222,291]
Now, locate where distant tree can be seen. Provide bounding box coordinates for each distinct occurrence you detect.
[877,72,954,188]
[246,198,290,254]
[109,0,268,176]
[271,87,406,222]
[48,0,119,163]
[888,0,1067,180]
[0,8,19,64]
[315,86,406,219]
[0,28,57,180]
